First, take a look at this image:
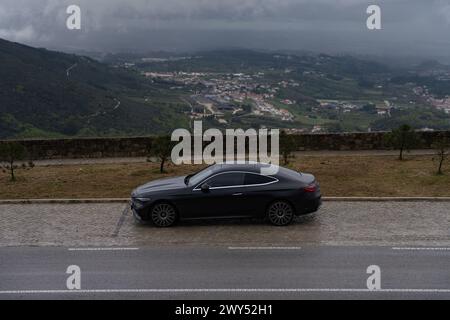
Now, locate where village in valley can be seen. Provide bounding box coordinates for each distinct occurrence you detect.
[138,59,450,134]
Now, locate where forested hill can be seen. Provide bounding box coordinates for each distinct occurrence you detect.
[0,38,188,138]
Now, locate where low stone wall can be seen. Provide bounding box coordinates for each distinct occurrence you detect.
[1,131,449,160]
[14,137,154,159]
[292,131,449,151]
[292,132,388,151]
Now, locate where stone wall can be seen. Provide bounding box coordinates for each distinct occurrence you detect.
[10,137,154,160]
[1,131,449,160]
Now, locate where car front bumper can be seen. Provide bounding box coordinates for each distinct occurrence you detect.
[130,198,152,221]
[131,207,144,222]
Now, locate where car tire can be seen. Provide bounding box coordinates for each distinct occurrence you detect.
[150,202,178,227]
[267,201,294,226]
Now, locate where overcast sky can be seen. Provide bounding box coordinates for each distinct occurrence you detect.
[1,0,450,58]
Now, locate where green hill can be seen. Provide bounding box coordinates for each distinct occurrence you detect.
[0,38,189,139]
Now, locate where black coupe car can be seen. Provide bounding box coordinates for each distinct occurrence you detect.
[131,162,321,227]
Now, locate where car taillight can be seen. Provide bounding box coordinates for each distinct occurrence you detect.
[304,183,317,193]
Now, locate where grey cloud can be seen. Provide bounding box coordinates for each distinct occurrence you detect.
[0,0,449,58]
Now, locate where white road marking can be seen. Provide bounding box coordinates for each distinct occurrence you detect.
[68,248,139,251]
[392,247,450,251]
[228,247,302,250]
[1,288,450,295]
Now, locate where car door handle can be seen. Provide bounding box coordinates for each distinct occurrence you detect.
[232,193,243,196]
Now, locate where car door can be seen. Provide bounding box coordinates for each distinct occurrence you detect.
[238,173,279,217]
[190,172,247,218]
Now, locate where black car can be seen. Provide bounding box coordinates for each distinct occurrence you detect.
[131,162,321,227]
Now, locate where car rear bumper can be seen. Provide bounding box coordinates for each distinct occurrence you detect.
[295,195,322,215]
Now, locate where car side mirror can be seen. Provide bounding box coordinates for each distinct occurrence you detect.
[200,183,210,192]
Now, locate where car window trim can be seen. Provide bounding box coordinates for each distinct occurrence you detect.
[193,171,279,191]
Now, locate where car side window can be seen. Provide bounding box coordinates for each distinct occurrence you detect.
[204,172,245,188]
[244,173,277,186]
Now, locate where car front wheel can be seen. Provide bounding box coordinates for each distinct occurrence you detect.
[267,201,294,226]
[150,203,178,227]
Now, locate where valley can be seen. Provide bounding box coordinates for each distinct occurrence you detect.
[1,39,450,139]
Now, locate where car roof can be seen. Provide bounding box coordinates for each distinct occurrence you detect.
[212,163,259,173]
[210,162,299,178]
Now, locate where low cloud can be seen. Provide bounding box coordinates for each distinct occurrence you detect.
[0,25,36,42]
[0,0,449,58]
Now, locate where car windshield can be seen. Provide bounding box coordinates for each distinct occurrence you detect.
[187,165,216,186]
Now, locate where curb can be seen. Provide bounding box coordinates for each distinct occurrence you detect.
[323,197,450,202]
[0,199,130,204]
[0,197,449,204]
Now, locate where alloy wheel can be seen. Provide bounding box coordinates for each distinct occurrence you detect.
[151,203,177,227]
[267,201,294,226]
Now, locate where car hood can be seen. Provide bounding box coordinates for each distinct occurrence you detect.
[132,176,186,196]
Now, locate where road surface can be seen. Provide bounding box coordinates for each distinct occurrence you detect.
[1,201,449,299]
[0,246,449,299]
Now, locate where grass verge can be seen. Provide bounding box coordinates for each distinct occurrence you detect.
[0,155,448,199]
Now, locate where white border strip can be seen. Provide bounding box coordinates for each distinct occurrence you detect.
[68,248,139,251]
[228,247,302,250]
[1,288,450,294]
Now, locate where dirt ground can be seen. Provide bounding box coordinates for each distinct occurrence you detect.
[0,155,449,199]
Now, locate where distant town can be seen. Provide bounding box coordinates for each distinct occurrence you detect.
[134,55,450,133]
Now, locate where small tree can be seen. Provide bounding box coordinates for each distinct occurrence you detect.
[432,136,449,175]
[385,124,419,160]
[279,130,297,165]
[0,142,34,181]
[147,136,175,173]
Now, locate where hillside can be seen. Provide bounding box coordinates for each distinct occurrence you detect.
[1,40,449,138]
[0,39,189,138]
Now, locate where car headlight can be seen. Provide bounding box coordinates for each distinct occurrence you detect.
[135,197,151,202]
[132,197,151,209]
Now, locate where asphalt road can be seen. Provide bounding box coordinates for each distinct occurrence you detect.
[1,246,449,300]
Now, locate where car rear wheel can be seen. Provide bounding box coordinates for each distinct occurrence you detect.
[267,201,294,226]
[150,203,178,227]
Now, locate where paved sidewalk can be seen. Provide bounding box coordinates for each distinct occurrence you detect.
[0,201,448,247]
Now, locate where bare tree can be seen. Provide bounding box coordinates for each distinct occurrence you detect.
[279,130,297,165]
[432,135,449,175]
[147,136,175,173]
[0,142,34,181]
[385,124,419,160]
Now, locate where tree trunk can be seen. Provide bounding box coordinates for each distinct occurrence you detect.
[160,158,165,173]
[399,147,404,161]
[9,159,15,181]
[10,166,15,182]
[438,155,444,175]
